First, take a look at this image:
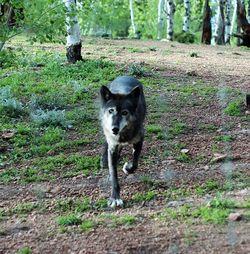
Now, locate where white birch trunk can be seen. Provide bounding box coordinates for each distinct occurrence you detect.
[225,0,232,43]
[129,0,138,38]
[214,0,225,45]
[183,0,191,32]
[63,0,82,63]
[157,0,165,39]
[230,0,237,35]
[165,0,175,41]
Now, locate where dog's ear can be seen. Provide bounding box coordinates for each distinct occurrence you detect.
[100,86,112,103]
[128,86,140,107]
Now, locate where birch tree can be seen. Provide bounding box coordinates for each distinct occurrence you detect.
[129,0,138,38]
[165,0,175,41]
[157,0,165,39]
[63,0,82,63]
[225,0,232,43]
[183,0,191,32]
[214,0,225,45]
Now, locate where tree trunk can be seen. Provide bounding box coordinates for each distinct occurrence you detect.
[225,0,232,43]
[183,0,191,32]
[233,0,250,46]
[63,0,82,63]
[157,0,165,39]
[248,0,250,22]
[165,0,175,41]
[129,0,138,38]
[201,0,212,44]
[214,0,225,45]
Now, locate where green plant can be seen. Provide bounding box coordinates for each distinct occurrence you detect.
[80,219,97,232]
[174,32,195,44]
[0,86,24,117]
[224,100,243,116]
[17,247,32,254]
[127,64,146,76]
[30,109,69,127]
[132,191,156,203]
[56,214,82,226]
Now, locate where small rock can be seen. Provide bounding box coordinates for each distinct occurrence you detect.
[181,149,189,154]
[211,153,227,163]
[204,165,209,170]
[228,212,242,221]
[245,110,250,115]
[50,186,61,194]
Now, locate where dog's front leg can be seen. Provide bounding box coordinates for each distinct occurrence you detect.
[107,145,123,208]
[123,138,143,174]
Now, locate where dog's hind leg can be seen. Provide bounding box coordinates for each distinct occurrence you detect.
[122,138,143,174]
[108,145,123,207]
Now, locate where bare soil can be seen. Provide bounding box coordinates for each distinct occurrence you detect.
[0,38,250,254]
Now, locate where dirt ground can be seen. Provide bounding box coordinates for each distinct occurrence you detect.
[0,38,250,254]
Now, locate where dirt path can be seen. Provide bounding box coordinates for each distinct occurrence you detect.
[0,38,250,254]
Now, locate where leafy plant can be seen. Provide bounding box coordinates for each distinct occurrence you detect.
[30,109,69,127]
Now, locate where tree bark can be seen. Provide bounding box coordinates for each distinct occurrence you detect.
[183,0,191,32]
[165,0,175,41]
[225,0,232,44]
[63,0,82,63]
[129,0,138,38]
[157,0,165,39]
[214,0,225,45]
[233,0,250,46]
[201,0,212,44]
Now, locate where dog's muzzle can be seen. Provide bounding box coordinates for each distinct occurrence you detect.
[112,127,119,135]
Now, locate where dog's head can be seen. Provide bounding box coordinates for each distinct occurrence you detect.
[100,86,140,136]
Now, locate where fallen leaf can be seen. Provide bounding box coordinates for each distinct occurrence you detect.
[228,212,242,221]
[2,131,15,139]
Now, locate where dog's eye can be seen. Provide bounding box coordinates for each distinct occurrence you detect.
[108,109,114,114]
[121,110,128,116]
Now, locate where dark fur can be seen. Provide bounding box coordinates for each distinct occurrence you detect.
[100,76,146,206]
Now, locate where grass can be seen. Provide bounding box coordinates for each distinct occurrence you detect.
[132,191,157,203]
[56,214,82,226]
[80,219,97,232]
[224,100,243,116]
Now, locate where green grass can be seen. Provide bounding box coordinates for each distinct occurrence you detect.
[80,219,97,232]
[169,121,187,136]
[224,100,243,116]
[132,191,156,203]
[56,214,82,226]
[17,247,32,254]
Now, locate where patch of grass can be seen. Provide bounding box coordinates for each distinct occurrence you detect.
[56,214,82,226]
[195,180,220,195]
[169,121,186,136]
[175,153,191,163]
[127,63,146,76]
[132,191,156,203]
[55,197,92,213]
[17,247,32,254]
[193,206,230,224]
[215,135,234,143]
[127,47,145,53]
[80,219,97,232]
[224,100,243,116]
[146,124,162,134]
[114,215,136,226]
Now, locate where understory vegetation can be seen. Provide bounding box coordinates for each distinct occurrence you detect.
[0,38,249,253]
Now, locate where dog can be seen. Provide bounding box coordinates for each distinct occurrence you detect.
[100,76,146,207]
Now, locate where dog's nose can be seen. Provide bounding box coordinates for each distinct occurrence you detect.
[112,127,119,135]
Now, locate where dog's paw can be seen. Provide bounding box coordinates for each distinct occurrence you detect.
[108,198,124,208]
[122,162,136,175]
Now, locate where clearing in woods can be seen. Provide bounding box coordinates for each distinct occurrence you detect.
[0,37,250,253]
